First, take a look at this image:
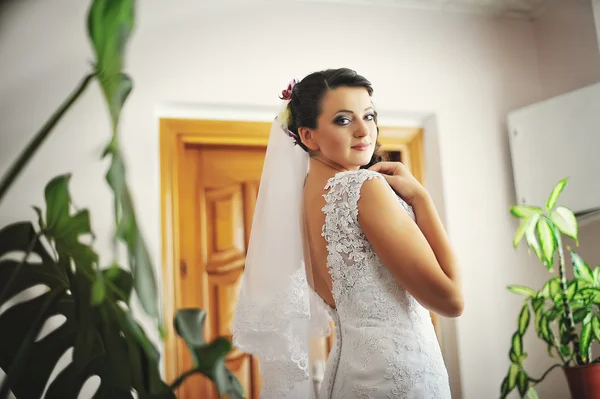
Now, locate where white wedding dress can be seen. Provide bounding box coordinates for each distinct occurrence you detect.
[316,169,451,399]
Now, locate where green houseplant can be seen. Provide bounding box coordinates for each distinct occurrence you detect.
[0,1,244,398]
[500,178,600,399]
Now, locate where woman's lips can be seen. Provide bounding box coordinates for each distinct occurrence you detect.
[352,143,371,151]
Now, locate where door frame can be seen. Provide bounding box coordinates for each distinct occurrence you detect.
[159,117,431,385]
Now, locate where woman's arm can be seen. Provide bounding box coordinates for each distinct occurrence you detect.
[358,166,463,318]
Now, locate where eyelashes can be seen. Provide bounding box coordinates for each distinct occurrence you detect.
[334,113,376,126]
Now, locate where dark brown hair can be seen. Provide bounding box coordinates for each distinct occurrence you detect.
[286,68,382,169]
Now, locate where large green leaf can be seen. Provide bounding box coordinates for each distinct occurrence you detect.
[537,218,556,269]
[511,332,523,357]
[581,286,600,304]
[573,308,588,323]
[560,322,572,346]
[534,304,544,330]
[517,370,529,397]
[594,267,600,287]
[551,207,578,244]
[559,345,571,358]
[527,387,540,399]
[592,316,600,343]
[43,304,172,399]
[44,174,98,269]
[513,214,540,248]
[0,221,102,398]
[548,278,560,299]
[103,142,161,329]
[88,0,158,329]
[0,292,77,399]
[91,273,106,305]
[0,287,65,399]
[87,0,134,129]
[508,363,519,389]
[510,205,543,219]
[540,315,552,343]
[594,265,600,287]
[569,249,594,283]
[566,280,578,301]
[532,296,545,312]
[0,222,67,305]
[524,216,543,261]
[173,309,245,399]
[580,321,593,360]
[508,285,537,297]
[0,256,167,399]
[40,175,105,371]
[102,264,134,303]
[38,172,179,397]
[0,221,53,264]
[546,178,568,211]
[0,181,167,398]
[518,304,531,335]
[500,376,510,398]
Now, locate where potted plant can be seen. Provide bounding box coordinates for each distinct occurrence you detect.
[500,178,600,399]
[0,1,244,398]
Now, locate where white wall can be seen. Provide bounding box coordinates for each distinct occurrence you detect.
[533,0,600,100]
[1,0,597,398]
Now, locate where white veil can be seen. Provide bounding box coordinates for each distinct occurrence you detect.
[231,108,332,398]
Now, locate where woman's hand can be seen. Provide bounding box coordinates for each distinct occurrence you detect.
[368,161,427,206]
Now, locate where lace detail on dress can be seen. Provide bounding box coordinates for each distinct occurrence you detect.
[320,169,450,399]
[232,265,331,398]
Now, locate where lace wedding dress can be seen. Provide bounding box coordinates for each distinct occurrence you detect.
[317,169,451,399]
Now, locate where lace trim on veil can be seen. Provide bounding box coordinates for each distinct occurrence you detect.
[232,266,332,397]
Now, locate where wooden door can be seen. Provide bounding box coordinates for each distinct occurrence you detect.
[160,119,435,399]
[177,143,265,399]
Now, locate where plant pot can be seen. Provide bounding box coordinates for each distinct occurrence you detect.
[564,363,600,399]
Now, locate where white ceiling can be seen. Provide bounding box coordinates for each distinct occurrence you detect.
[294,0,555,19]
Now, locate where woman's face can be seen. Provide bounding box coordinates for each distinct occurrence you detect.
[301,86,377,171]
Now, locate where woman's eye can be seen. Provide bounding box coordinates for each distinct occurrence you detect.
[335,116,351,126]
[365,113,375,121]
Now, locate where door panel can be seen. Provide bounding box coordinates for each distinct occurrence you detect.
[177,145,265,399]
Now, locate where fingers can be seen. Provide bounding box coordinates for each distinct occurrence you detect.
[381,174,396,187]
[368,162,392,173]
[369,161,401,175]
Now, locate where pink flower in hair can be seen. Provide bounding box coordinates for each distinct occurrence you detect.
[279,79,298,100]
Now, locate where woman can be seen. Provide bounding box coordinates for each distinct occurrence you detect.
[232,68,463,399]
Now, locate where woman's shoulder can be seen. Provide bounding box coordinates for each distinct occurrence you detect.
[323,169,384,192]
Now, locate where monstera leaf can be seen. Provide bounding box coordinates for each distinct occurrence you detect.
[0,175,244,399]
[173,309,245,399]
[0,176,172,399]
[87,0,134,129]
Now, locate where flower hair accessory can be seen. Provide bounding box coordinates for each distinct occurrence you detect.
[278,79,301,146]
[279,79,298,100]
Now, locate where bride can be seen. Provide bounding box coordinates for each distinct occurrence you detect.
[232,68,463,399]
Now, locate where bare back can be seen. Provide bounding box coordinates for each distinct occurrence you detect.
[303,170,337,309]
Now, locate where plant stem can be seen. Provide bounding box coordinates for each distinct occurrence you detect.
[555,229,583,364]
[528,363,562,384]
[551,337,568,365]
[169,368,204,390]
[0,73,95,204]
